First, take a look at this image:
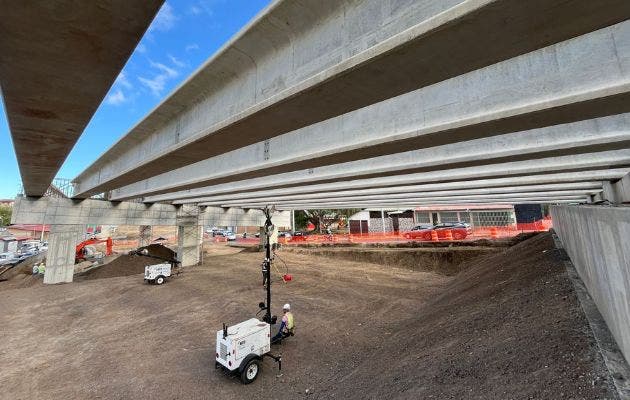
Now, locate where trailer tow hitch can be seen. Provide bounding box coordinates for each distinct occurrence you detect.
[264,352,282,371]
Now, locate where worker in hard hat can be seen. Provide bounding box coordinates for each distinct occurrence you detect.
[272,303,295,343]
[37,263,45,276]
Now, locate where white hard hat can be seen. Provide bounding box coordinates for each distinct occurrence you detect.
[283,303,290,310]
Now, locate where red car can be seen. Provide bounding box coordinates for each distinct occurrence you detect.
[403,223,471,240]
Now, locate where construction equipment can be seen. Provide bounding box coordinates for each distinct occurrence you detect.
[215,206,284,384]
[135,244,181,285]
[75,237,113,263]
[144,263,172,285]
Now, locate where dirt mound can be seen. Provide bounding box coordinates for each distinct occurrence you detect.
[78,244,177,280]
[136,243,176,260]
[0,252,47,290]
[283,246,497,275]
[79,253,161,280]
[316,232,616,399]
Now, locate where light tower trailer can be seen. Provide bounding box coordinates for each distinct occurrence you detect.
[215,206,283,384]
[137,246,181,285]
[215,319,281,384]
[144,263,172,285]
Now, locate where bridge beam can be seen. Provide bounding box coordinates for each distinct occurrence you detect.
[10,197,290,227]
[72,0,630,197]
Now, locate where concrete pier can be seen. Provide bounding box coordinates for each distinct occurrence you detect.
[177,225,201,267]
[602,174,630,204]
[44,224,83,284]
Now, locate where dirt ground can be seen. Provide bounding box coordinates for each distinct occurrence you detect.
[0,233,617,399]
[283,246,498,275]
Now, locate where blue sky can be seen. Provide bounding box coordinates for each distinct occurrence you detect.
[0,0,271,199]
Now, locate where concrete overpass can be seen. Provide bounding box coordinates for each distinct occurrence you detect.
[71,0,630,198]
[4,0,630,366]
[0,0,163,196]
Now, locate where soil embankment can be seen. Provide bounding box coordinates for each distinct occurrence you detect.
[0,234,616,399]
[284,246,497,275]
[78,244,176,280]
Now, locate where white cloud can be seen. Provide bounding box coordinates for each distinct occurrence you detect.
[189,1,223,17]
[150,61,179,78]
[114,72,133,89]
[138,76,168,97]
[139,59,182,96]
[105,88,127,106]
[185,43,199,52]
[150,3,177,32]
[168,54,186,68]
[136,43,147,54]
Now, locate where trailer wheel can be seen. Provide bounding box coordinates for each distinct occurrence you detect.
[240,358,260,384]
[155,276,165,285]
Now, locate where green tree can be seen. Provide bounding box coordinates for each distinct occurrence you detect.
[296,208,361,233]
[0,205,12,226]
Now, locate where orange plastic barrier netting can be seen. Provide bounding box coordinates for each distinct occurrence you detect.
[112,219,552,250]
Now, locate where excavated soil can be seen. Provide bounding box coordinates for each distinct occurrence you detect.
[0,251,47,290]
[77,244,176,280]
[0,233,617,399]
[283,246,497,275]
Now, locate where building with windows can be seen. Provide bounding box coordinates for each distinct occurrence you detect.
[414,204,517,227]
[349,204,519,234]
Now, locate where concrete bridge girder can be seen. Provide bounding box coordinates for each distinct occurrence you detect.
[0,1,163,196]
[10,197,291,228]
[110,105,630,200]
[218,191,593,208]
[231,197,589,211]
[165,170,629,205]
[141,150,630,203]
[204,185,602,207]
[73,1,630,197]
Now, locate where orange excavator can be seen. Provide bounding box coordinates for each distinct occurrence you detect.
[75,237,113,263]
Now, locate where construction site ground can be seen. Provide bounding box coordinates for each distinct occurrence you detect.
[0,233,618,399]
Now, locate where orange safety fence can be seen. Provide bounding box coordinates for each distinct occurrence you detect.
[114,218,553,249]
[276,219,552,245]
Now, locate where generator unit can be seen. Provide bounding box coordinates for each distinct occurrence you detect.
[215,318,276,384]
[144,263,172,285]
[215,206,284,384]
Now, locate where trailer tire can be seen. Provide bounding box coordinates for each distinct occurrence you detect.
[155,276,165,285]
[240,357,261,384]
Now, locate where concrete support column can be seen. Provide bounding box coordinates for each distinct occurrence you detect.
[177,225,201,267]
[138,225,152,247]
[618,174,630,203]
[176,204,201,267]
[602,174,630,204]
[602,181,617,203]
[590,192,603,203]
[44,224,83,284]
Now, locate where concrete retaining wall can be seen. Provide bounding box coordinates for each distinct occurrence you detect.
[551,205,630,363]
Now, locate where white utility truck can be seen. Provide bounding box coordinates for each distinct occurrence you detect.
[144,263,172,285]
[215,319,276,384]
